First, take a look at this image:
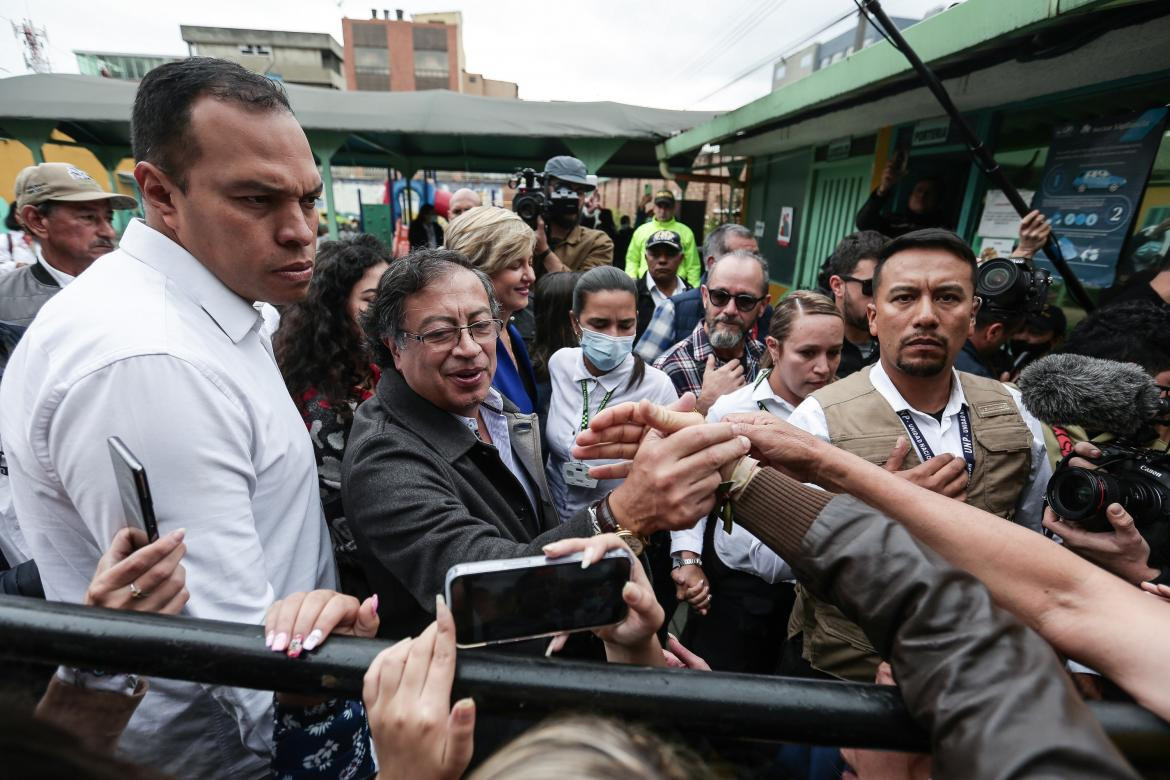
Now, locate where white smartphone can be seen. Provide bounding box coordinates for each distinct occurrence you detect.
[444,549,633,649]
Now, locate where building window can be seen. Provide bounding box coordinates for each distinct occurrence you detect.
[800,53,813,68]
[412,26,448,51]
[355,72,389,90]
[413,49,448,74]
[352,23,386,47]
[774,62,787,81]
[354,45,390,73]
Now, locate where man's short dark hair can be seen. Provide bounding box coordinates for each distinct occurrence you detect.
[362,248,500,368]
[873,228,977,294]
[131,57,292,191]
[827,230,887,278]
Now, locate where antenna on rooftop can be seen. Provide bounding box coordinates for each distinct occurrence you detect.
[11,18,51,74]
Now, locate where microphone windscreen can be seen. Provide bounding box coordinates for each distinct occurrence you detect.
[1018,353,1162,437]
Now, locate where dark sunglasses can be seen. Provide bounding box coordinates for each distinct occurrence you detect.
[839,275,874,297]
[706,286,767,312]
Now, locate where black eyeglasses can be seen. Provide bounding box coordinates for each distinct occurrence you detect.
[705,287,767,312]
[401,319,503,350]
[839,275,874,297]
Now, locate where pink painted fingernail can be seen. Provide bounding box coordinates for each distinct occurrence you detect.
[370,593,379,617]
[272,632,289,652]
[302,629,323,652]
[265,631,274,648]
[287,634,304,658]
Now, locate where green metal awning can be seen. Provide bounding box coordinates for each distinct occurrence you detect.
[0,73,716,178]
[658,0,1170,161]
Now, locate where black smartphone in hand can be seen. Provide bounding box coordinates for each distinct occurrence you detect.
[107,436,159,544]
[445,550,632,648]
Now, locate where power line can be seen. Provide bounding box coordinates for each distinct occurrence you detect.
[694,6,858,106]
[677,0,788,80]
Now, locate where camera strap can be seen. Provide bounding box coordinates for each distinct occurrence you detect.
[895,406,976,478]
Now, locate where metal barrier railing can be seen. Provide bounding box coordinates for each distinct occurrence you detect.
[2,595,1167,762]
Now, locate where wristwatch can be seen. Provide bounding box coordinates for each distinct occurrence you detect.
[588,493,648,556]
[672,556,703,570]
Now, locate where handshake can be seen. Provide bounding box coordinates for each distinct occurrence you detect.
[570,393,833,537]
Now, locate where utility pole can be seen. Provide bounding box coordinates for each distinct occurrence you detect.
[11,19,51,74]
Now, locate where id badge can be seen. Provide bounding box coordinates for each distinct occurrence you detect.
[562,460,598,488]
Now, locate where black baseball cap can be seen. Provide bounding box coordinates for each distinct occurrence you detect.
[646,229,682,253]
[543,156,592,187]
[653,189,677,206]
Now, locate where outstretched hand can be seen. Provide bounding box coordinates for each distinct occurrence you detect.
[571,393,705,475]
[364,595,475,780]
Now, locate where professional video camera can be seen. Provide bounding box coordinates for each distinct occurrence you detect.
[1019,353,1170,533]
[977,256,1051,315]
[1047,444,1170,533]
[509,168,581,229]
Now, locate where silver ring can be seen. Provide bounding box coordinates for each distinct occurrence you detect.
[129,582,146,600]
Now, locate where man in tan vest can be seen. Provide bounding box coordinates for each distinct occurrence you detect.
[785,227,1052,681]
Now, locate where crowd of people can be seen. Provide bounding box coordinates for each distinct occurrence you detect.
[0,56,1168,780]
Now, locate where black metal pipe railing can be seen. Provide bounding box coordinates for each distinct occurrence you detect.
[2,596,1167,761]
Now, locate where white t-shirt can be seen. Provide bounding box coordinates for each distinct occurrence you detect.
[670,368,796,583]
[545,348,678,521]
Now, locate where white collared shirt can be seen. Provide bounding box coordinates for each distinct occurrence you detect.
[545,348,678,521]
[36,245,76,288]
[452,385,538,515]
[645,272,687,307]
[787,361,1051,530]
[0,219,336,779]
[670,369,797,583]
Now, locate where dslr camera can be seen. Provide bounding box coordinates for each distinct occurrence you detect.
[1047,444,1170,533]
[510,168,581,229]
[977,256,1051,315]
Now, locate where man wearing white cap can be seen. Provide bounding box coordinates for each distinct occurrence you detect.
[0,163,137,328]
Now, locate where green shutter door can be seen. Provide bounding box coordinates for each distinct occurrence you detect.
[795,158,873,289]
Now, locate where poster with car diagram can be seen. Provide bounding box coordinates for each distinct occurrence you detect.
[1031,107,1168,288]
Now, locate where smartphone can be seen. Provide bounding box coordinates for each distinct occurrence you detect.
[107,436,159,544]
[445,549,632,648]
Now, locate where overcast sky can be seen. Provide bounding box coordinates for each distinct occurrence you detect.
[0,0,948,111]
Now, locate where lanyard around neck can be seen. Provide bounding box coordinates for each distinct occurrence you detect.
[895,406,975,478]
[579,379,616,432]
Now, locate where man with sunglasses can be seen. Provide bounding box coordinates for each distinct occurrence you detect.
[343,249,746,640]
[653,250,770,416]
[825,230,886,378]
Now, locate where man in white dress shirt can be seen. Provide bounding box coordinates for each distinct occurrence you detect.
[0,58,334,778]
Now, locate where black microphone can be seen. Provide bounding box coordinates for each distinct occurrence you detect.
[1017,353,1164,437]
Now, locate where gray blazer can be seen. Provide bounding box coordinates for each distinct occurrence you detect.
[342,366,592,638]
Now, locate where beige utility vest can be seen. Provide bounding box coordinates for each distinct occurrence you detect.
[791,365,1034,681]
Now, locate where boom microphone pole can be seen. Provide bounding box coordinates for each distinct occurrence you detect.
[858,0,1095,312]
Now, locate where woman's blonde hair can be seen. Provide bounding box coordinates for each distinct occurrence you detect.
[760,290,843,368]
[444,206,536,276]
[468,715,717,780]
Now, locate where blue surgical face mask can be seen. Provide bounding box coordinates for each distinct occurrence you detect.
[579,327,634,372]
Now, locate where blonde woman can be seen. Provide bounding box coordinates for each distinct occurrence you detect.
[446,207,539,413]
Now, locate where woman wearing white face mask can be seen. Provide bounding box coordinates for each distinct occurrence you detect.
[545,266,679,521]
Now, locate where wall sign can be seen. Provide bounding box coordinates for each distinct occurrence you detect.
[1031,107,1168,288]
